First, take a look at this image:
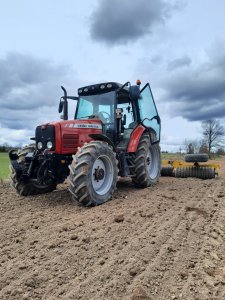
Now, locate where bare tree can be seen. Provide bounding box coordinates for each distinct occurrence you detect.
[201,120,224,155]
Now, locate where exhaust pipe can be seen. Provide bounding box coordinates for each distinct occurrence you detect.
[61,86,68,120]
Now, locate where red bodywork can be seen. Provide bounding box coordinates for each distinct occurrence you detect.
[127,124,145,153]
[43,120,145,155]
[48,119,103,155]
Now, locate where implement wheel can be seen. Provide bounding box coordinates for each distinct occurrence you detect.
[184,154,209,163]
[10,145,57,196]
[68,141,118,206]
[132,133,161,187]
[175,167,215,179]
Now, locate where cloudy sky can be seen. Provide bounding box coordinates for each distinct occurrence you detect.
[0,0,225,151]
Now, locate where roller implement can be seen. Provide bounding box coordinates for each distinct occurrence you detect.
[9,80,161,206]
[161,154,220,179]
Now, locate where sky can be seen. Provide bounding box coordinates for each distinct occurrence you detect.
[0,0,225,151]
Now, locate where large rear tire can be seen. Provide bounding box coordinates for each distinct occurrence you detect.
[68,141,118,206]
[132,133,161,187]
[10,145,57,196]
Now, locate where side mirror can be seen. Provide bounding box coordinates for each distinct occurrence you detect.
[58,99,64,113]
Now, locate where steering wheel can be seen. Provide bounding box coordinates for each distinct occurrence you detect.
[99,111,111,123]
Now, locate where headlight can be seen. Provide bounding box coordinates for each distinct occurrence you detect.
[47,141,53,149]
[37,142,43,150]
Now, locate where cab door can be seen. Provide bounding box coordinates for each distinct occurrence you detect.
[138,83,161,143]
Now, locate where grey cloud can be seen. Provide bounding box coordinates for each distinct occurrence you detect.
[0,105,59,131]
[162,43,225,121]
[0,52,70,110]
[90,0,178,45]
[167,55,191,71]
[151,55,164,65]
[0,52,78,131]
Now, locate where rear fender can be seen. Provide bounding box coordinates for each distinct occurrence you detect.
[127,124,146,153]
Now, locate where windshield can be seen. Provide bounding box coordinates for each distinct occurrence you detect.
[75,91,115,124]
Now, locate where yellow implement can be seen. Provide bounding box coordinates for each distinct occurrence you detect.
[161,160,220,179]
[162,160,220,170]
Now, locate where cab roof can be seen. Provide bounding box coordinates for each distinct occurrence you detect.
[78,82,129,96]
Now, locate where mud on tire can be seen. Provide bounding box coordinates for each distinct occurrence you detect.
[132,133,161,187]
[10,144,57,196]
[68,141,118,206]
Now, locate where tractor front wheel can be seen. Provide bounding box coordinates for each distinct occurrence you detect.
[10,145,57,196]
[132,133,161,187]
[68,141,118,206]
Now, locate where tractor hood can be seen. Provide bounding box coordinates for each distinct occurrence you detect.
[35,119,103,154]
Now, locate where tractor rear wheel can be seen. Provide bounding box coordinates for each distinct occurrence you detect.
[10,145,57,196]
[68,141,118,206]
[132,133,161,187]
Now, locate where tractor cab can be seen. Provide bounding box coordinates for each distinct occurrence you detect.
[60,81,161,149]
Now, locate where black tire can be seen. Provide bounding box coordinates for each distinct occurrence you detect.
[184,154,209,163]
[132,133,161,187]
[10,144,57,196]
[68,141,118,206]
[161,166,174,177]
[175,167,215,179]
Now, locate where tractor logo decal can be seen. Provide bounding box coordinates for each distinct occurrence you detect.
[64,123,102,129]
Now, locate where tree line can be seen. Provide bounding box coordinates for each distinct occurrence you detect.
[184,119,225,156]
[0,144,20,152]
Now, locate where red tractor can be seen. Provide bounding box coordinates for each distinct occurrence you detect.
[9,80,161,206]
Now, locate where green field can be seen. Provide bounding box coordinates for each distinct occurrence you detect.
[161,152,185,160]
[0,153,10,180]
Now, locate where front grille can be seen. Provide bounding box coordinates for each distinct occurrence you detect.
[62,134,79,148]
[35,125,55,150]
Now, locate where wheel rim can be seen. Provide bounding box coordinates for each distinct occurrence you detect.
[146,146,160,179]
[92,155,114,195]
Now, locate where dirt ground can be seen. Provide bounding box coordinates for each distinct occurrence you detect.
[0,159,225,300]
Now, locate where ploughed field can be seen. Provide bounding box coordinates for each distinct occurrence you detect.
[0,158,225,300]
